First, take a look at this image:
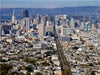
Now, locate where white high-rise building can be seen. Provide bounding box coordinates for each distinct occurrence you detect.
[80,22,85,30]
[23,18,30,32]
[38,24,45,40]
[12,10,16,24]
[70,18,75,29]
[63,15,67,19]
[61,26,67,36]
[46,21,50,26]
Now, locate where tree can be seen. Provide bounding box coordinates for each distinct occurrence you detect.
[41,61,49,66]
[35,72,42,75]
[24,58,36,65]
[25,66,33,72]
[72,47,79,50]
[91,71,95,75]
[89,47,93,50]
[19,72,23,75]
[26,72,31,75]
[0,64,12,75]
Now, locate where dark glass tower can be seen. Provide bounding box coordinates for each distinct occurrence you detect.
[23,10,29,18]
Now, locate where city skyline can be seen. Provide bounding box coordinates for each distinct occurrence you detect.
[1,0,100,8]
[0,4,100,75]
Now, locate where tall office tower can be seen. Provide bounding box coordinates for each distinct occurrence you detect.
[23,10,30,32]
[23,18,30,32]
[62,19,69,28]
[36,14,41,24]
[23,10,29,18]
[98,23,100,28]
[0,25,2,35]
[74,22,79,28]
[12,10,16,24]
[45,25,54,36]
[41,16,46,25]
[70,18,75,29]
[63,15,67,19]
[46,15,52,21]
[38,24,45,40]
[83,15,85,24]
[46,21,50,26]
[30,16,34,24]
[88,16,92,29]
[94,23,99,28]
[80,22,85,30]
[56,19,60,26]
[86,23,88,32]
[61,26,67,36]
[89,16,92,22]
[76,20,80,26]
[55,15,60,21]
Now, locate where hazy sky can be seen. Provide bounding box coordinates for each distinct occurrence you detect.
[1,0,100,8]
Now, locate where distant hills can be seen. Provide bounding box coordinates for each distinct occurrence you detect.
[0,6,100,20]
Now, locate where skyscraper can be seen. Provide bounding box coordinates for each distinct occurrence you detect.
[30,16,34,24]
[23,10,29,18]
[0,25,2,35]
[70,18,75,29]
[12,10,16,24]
[61,26,67,36]
[23,18,30,32]
[45,25,54,36]
[36,14,41,24]
[23,10,30,32]
[38,24,45,40]
[86,23,88,32]
[46,15,52,21]
[56,19,60,26]
[80,22,85,30]
[41,16,46,25]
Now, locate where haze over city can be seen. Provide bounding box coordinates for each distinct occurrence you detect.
[1,0,100,8]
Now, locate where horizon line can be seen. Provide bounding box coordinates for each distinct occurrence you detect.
[1,6,100,9]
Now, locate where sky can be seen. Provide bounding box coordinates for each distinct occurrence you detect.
[1,0,100,8]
